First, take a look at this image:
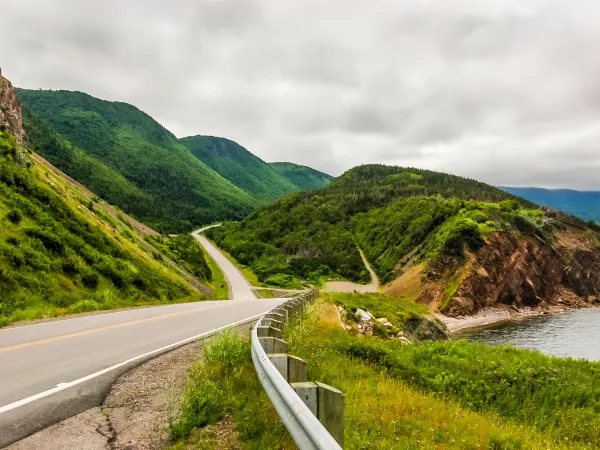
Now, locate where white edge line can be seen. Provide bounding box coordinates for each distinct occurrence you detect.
[0,309,273,414]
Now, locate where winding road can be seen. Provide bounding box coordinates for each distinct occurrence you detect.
[0,227,280,447]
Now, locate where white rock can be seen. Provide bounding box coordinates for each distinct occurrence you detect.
[383,322,393,328]
[375,318,388,324]
[355,309,372,321]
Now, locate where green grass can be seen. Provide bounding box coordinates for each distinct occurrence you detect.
[325,291,430,328]
[203,251,229,300]
[172,296,590,449]
[168,329,294,449]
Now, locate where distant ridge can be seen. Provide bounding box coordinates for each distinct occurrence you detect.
[500,186,600,222]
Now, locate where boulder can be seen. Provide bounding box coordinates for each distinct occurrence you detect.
[355,308,373,321]
[375,318,388,324]
[383,322,393,328]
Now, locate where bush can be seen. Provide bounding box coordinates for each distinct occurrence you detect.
[6,208,23,224]
[80,267,100,288]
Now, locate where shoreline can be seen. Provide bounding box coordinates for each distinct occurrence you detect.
[437,302,595,335]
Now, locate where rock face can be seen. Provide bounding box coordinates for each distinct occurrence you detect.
[0,70,26,144]
[445,226,600,316]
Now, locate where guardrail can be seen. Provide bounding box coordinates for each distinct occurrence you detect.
[251,291,344,449]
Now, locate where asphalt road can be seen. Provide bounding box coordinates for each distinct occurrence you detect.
[0,229,278,410]
[0,298,282,408]
[193,225,257,301]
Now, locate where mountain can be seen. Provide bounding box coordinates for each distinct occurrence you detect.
[206,164,600,316]
[0,76,218,326]
[179,135,298,201]
[180,135,332,201]
[500,187,600,223]
[17,89,256,232]
[269,162,332,190]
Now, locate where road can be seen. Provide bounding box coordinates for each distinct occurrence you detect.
[0,230,281,445]
[193,225,257,301]
[0,299,281,408]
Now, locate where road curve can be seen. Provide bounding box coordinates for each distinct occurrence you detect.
[193,225,257,301]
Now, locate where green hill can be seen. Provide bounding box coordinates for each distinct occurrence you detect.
[500,187,600,223]
[180,135,332,200]
[179,135,299,201]
[269,162,332,190]
[205,164,541,287]
[17,90,256,232]
[0,129,215,326]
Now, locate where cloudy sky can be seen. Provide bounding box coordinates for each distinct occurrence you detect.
[2,0,600,188]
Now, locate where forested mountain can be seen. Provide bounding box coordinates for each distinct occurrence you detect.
[17,90,255,232]
[207,164,600,315]
[179,135,299,201]
[500,187,600,223]
[269,162,332,190]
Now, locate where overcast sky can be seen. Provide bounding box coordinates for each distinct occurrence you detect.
[2,0,600,188]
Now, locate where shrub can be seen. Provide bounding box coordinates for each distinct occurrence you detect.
[7,208,23,224]
[80,267,100,288]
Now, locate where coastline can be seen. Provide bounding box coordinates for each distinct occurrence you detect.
[437,301,595,335]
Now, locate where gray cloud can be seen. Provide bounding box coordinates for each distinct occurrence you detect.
[3,0,600,188]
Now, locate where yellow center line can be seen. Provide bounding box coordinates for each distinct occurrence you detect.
[0,303,223,354]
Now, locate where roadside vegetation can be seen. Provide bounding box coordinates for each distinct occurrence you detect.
[0,130,208,327]
[170,293,600,449]
[168,329,294,449]
[203,251,229,300]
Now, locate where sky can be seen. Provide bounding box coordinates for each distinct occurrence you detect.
[2,0,600,189]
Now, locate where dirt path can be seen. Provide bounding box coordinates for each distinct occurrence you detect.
[323,248,380,293]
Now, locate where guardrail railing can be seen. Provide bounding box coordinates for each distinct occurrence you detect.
[251,291,344,449]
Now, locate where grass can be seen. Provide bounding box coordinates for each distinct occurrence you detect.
[168,329,294,449]
[171,294,597,449]
[203,236,263,287]
[203,251,229,300]
[285,300,597,449]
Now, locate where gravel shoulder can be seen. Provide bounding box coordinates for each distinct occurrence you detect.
[9,323,254,450]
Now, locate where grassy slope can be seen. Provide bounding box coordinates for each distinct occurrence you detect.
[206,164,541,287]
[269,161,332,190]
[501,186,600,223]
[180,135,299,202]
[0,130,215,326]
[169,294,594,449]
[18,90,255,232]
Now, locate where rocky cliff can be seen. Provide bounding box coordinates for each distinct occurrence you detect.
[386,218,600,317]
[0,70,26,145]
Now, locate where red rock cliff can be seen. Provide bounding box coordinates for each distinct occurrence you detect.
[0,70,26,144]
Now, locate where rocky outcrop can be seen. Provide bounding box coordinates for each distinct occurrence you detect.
[443,226,600,316]
[0,70,26,145]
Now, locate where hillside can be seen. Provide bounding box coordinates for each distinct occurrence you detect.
[0,76,220,326]
[206,164,600,316]
[179,135,298,201]
[17,89,256,232]
[501,186,600,223]
[269,162,332,190]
